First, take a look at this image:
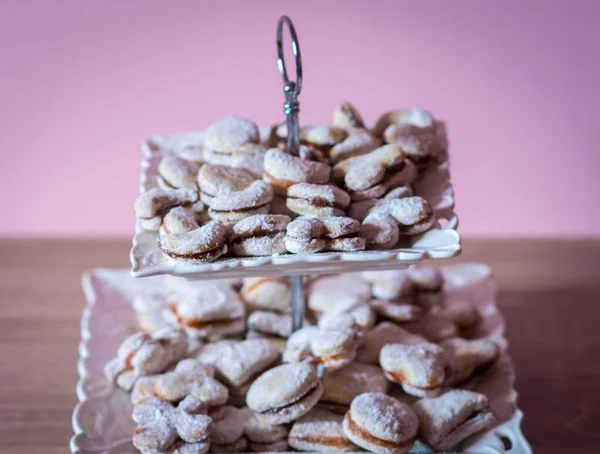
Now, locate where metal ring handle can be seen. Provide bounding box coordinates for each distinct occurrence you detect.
[277,15,302,96]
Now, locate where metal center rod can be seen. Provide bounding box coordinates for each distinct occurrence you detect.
[277,16,305,331]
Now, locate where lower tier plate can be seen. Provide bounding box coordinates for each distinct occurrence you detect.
[71,263,530,453]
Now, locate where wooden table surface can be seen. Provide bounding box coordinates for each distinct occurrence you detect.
[0,238,599,453]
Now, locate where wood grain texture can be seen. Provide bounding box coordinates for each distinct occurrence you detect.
[0,238,599,453]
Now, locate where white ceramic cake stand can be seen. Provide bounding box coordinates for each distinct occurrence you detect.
[71,263,531,454]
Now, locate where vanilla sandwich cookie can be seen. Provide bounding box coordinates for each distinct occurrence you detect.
[361,196,435,249]
[246,362,323,425]
[208,180,273,224]
[153,358,229,409]
[263,148,331,196]
[343,392,418,454]
[321,362,388,410]
[135,187,199,231]
[347,183,414,222]
[286,183,350,217]
[165,282,245,339]
[228,214,290,256]
[159,205,200,236]
[440,337,499,385]
[413,390,495,451]
[240,277,292,314]
[298,124,347,156]
[132,397,211,454]
[158,220,228,264]
[383,123,445,170]
[157,155,200,190]
[289,406,359,452]
[103,327,188,392]
[354,322,426,365]
[203,115,259,165]
[283,325,359,370]
[284,216,366,254]
[380,343,448,397]
[247,311,294,339]
[197,164,256,206]
[332,144,418,200]
[196,339,279,391]
[329,128,383,164]
[373,108,436,138]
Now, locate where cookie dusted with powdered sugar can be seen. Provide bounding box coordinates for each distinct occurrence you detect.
[203,115,259,165]
[132,396,212,454]
[332,101,366,130]
[354,322,426,365]
[228,214,290,256]
[412,390,495,452]
[284,216,366,254]
[196,339,279,397]
[135,187,199,232]
[283,323,359,370]
[158,220,228,264]
[380,343,448,397]
[240,277,292,314]
[321,362,389,412]
[286,183,350,217]
[333,144,418,201]
[289,406,359,452]
[164,282,245,339]
[440,337,499,385]
[263,147,331,196]
[361,196,435,249]
[157,155,200,191]
[246,362,323,425]
[342,392,419,454]
[104,327,188,391]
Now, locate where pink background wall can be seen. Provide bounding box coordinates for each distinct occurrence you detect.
[1,0,599,237]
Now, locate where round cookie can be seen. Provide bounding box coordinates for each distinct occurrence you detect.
[246,362,323,425]
[343,393,418,454]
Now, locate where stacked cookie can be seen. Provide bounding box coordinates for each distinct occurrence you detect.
[106,266,501,453]
[135,104,448,264]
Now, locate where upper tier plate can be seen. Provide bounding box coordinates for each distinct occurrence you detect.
[130,131,460,279]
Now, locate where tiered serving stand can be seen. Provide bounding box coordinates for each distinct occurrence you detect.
[71,16,531,454]
[131,16,461,330]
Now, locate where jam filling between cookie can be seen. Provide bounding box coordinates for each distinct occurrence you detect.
[293,434,355,448]
[438,408,490,441]
[168,302,241,330]
[260,382,319,415]
[163,245,226,261]
[345,412,417,449]
[386,371,443,390]
[287,196,346,211]
[210,203,270,214]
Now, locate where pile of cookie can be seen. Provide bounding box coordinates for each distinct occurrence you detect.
[106,267,500,453]
[134,103,449,264]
